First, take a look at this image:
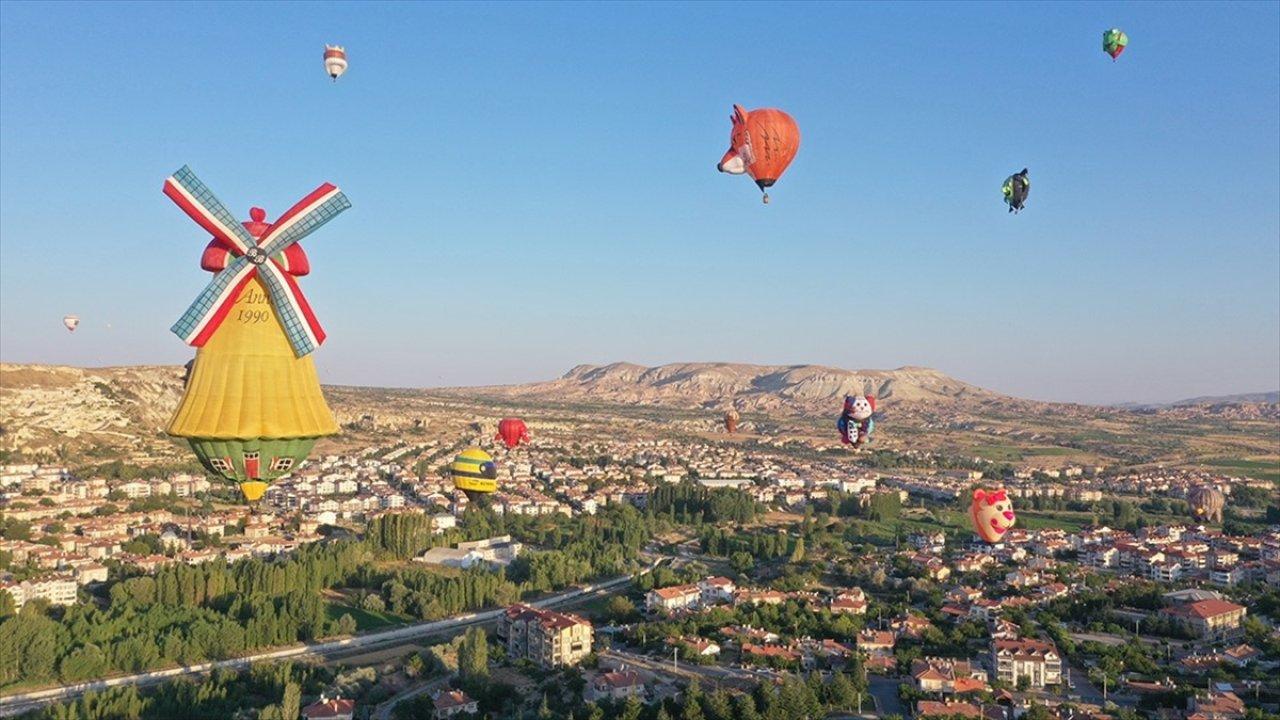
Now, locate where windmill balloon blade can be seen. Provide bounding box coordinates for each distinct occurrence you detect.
[256,184,352,258]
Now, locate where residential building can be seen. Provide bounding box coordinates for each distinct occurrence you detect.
[586,670,645,702]
[911,657,988,694]
[991,638,1062,688]
[498,604,593,668]
[1162,599,1248,639]
[646,583,700,613]
[0,574,77,610]
[300,696,355,720]
[433,690,478,719]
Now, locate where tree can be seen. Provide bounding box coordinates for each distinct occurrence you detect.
[827,671,857,710]
[458,626,489,684]
[337,613,357,636]
[282,681,301,720]
[789,537,806,564]
[606,596,637,623]
[730,551,754,574]
[620,696,644,720]
[1024,704,1054,720]
[0,591,14,620]
[733,694,762,720]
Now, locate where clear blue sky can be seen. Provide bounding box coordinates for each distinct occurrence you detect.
[2,1,1277,404]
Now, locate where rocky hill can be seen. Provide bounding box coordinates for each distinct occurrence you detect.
[0,363,188,461]
[459,361,1005,412]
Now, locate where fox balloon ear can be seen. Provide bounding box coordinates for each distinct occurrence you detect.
[733,104,749,124]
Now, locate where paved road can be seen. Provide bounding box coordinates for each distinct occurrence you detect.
[371,676,450,720]
[868,675,904,717]
[600,648,761,691]
[0,568,651,718]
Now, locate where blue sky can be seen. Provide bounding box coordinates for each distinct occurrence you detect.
[1,1,1277,404]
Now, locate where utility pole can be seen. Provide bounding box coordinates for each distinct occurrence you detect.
[857,691,863,715]
[673,647,679,673]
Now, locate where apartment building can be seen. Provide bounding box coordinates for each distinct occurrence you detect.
[1162,599,1248,639]
[0,574,78,610]
[991,638,1062,688]
[499,604,593,668]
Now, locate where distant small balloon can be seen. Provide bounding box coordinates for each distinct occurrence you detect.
[496,418,530,449]
[1102,28,1129,61]
[63,315,80,332]
[324,45,348,81]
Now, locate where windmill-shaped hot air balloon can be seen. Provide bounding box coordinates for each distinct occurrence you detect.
[163,166,350,503]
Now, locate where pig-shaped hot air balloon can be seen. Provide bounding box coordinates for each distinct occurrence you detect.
[970,488,1017,544]
[496,417,530,449]
[717,104,800,204]
[837,394,876,447]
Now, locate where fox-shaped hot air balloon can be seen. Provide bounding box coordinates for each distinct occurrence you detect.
[970,488,1017,544]
[717,104,800,204]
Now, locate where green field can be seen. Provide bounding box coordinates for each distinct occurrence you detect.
[326,602,411,631]
[1201,458,1280,483]
[970,445,1080,462]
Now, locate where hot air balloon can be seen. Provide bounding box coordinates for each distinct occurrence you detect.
[163,166,350,503]
[724,408,740,434]
[62,315,79,332]
[970,488,1017,544]
[452,447,498,500]
[1003,169,1030,214]
[717,104,800,204]
[496,417,530,449]
[1103,28,1128,61]
[324,45,348,81]
[1187,485,1225,524]
[837,395,876,447]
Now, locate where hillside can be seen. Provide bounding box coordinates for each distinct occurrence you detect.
[460,361,1004,412]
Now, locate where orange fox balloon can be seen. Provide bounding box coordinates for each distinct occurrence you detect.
[970,488,1016,543]
[717,104,800,203]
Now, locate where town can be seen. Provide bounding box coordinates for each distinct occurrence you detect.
[0,414,1275,720]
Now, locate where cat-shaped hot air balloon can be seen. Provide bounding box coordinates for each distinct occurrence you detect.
[837,394,876,447]
[970,488,1017,544]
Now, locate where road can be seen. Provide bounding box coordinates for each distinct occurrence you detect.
[371,676,450,720]
[0,568,651,718]
[600,648,762,691]
[867,675,904,717]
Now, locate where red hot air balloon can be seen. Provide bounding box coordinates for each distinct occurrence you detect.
[717,104,800,204]
[496,417,530,449]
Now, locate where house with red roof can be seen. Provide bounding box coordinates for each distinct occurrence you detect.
[301,696,355,720]
[1162,599,1247,639]
[432,690,477,718]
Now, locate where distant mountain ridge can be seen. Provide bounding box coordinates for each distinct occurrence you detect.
[466,361,1005,411]
[1118,390,1280,410]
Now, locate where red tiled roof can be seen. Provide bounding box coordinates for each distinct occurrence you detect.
[433,690,475,710]
[1167,599,1247,619]
[301,697,355,719]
